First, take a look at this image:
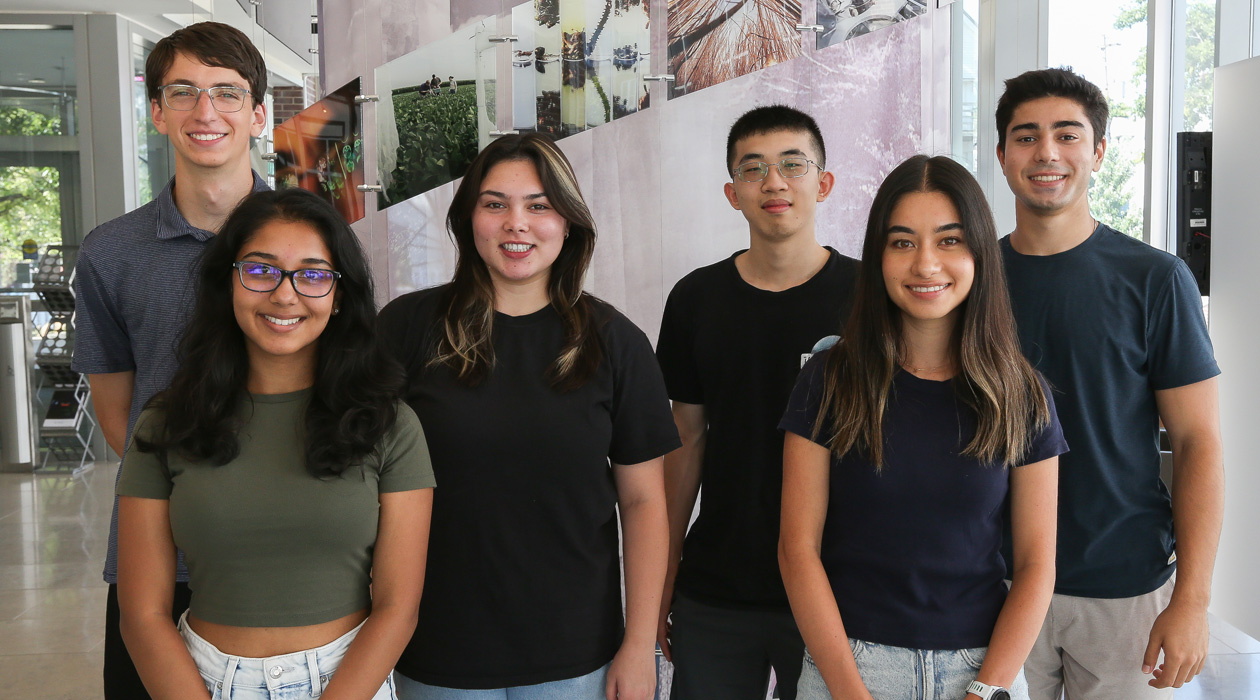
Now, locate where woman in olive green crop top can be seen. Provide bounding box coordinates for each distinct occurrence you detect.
[116,189,435,700]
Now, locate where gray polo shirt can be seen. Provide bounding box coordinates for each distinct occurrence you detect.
[72,172,269,584]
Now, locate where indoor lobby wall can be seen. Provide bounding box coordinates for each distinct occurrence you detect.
[1207,53,1260,641]
[317,0,951,341]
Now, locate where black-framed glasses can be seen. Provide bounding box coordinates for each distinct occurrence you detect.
[232,262,341,298]
[733,157,821,183]
[159,84,253,112]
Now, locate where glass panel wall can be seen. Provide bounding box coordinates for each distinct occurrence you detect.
[0,25,80,287]
[950,0,979,174]
[132,34,172,206]
[1048,0,1148,239]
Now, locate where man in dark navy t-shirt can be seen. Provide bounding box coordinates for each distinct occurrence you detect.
[655,106,859,700]
[995,68,1223,700]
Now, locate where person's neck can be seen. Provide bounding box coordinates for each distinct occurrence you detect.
[734,230,829,292]
[898,315,956,380]
[246,357,315,395]
[171,160,256,234]
[492,278,550,317]
[1009,199,1098,256]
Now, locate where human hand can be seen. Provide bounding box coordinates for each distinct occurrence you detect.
[1143,599,1209,688]
[656,590,673,662]
[605,641,657,700]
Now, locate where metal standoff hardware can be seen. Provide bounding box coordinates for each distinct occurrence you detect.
[248,0,261,5]
[488,35,519,43]
[643,75,676,82]
[260,152,278,162]
[354,95,380,104]
[795,24,824,32]
[356,184,384,193]
[488,130,521,137]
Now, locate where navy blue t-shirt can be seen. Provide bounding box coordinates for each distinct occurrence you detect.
[780,351,1067,650]
[1001,224,1219,598]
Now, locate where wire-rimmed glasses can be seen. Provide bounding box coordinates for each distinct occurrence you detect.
[159,84,253,112]
[732,157,821,183]
[232,262,341,298]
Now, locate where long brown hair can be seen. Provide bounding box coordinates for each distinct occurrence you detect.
[431,133,601,390]
[815,155,1049,467]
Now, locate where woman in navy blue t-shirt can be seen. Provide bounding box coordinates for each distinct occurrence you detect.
[779,155,1066,700]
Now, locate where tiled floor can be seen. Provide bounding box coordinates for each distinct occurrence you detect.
[2,462,1258,700]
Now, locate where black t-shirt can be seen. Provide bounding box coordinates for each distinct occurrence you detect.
[780,351,1068,650]
[1001,224,1219,598]
[378,286,680,689]
[655,248,859,609]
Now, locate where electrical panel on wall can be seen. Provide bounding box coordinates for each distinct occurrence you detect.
[1176,132,1211,296]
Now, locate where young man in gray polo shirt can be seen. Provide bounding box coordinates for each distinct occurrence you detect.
[71,21,269,700]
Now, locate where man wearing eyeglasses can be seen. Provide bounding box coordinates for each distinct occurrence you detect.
[655,106,859,699]
[71,21,269,700]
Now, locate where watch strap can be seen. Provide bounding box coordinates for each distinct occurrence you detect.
[966,680,1010,700]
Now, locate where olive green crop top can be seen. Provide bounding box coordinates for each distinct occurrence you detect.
[117,389,435,627]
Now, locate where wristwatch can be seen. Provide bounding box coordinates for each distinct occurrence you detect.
[966,680,1011,700]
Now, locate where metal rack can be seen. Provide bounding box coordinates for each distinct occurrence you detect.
[32,245,95,474]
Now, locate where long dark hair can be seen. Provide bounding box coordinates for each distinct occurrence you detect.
[815,155,1049,467]
[432,133,602,390]
[135,188,404,477]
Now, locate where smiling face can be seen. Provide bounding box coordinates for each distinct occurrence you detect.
[882,191,975,327]
[151,51,266,176]
[723,129,835,242]
[471,158,569,301]
[997,95,1105,218]
[232,219,338,382]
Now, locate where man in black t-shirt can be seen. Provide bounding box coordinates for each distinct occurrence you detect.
[655,106,859,700]
[995,69,1222,700]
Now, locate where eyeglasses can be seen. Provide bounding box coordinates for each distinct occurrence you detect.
[159,84,252,112]
[732,157,821,183]
[232,262,341,298]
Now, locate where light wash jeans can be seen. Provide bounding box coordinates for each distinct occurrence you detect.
[178,611,395,699]
[797,640,1030,700]
[394,664,610,700]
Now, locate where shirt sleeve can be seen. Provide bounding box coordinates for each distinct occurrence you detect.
[1015,373,1070,467]
[607,312,683,466]
[655,279,704,405]
[377,403,437,492]
[115,409,173,499]
[71,241,136,374]
[1146,260,1220,390]
[778,350,830,446]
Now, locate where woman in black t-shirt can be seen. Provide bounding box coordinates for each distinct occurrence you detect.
[778,155,1064,700]
[381,133,678,700]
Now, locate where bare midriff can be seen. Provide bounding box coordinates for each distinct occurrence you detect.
[187,608,369,658]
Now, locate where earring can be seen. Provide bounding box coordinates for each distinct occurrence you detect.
[333,306,340,315]
[564,231,570,239]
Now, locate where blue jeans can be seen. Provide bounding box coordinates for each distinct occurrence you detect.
[393,664,609,700]
[178,611,395,699]
[797,640,1030,700]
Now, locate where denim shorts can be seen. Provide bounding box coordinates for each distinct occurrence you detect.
[393,663,609,700]
[797,639,1029,700]
[178,611,396,699]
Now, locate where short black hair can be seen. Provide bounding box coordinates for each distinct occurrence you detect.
[996,67,1109,151]
[725,105,827,174]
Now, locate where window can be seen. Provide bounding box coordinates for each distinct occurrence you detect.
[1047,0,1148,239]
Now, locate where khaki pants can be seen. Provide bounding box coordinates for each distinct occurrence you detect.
[1025,574,1176,700]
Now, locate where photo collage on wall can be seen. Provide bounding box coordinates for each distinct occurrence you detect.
[515,0,652,136]
[273,78,366,224]
[816,0,926,49]
[375,20,491,209]
[666,0,805,99]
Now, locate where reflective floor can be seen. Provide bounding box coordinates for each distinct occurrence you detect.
[2,462,1257,700]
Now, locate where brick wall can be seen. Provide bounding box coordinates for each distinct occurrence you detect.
[273,86,307,126]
